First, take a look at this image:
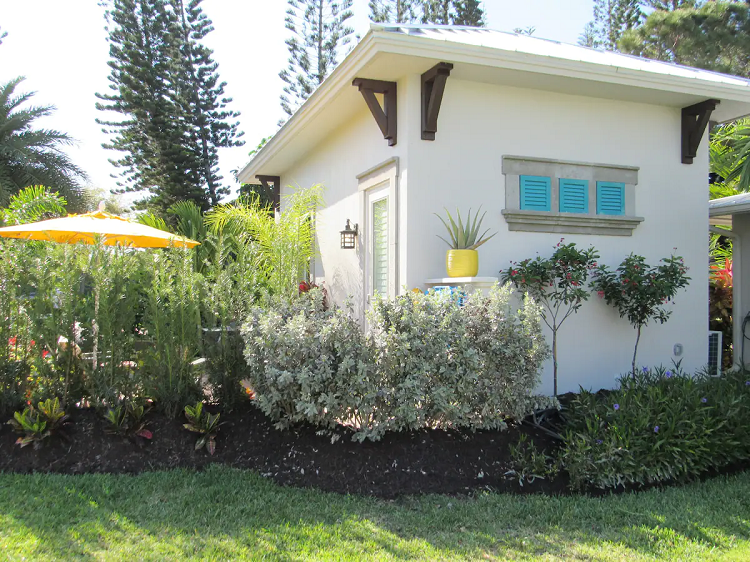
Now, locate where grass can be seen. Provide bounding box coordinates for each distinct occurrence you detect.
[0,467,749,561]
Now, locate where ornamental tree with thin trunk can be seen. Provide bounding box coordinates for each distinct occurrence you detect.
[591,253,690,375]
[502,240,599,396]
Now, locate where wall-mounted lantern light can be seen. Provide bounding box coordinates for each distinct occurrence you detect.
[340,219,358,249]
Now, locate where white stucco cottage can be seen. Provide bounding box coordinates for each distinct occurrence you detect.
[239,24,750,394]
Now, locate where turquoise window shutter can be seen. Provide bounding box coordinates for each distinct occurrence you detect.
[559,179,588,213]
[520,175,551,211]
[596,181,625,215]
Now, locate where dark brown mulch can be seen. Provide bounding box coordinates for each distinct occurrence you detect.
[0,404,568,498]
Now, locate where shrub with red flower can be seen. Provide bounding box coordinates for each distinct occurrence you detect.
[592,253,690,375]
[298,281,318,294]
[502,240,599,396]
[709,259,733,369]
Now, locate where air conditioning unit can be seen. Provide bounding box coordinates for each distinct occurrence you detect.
[708,330,723,377]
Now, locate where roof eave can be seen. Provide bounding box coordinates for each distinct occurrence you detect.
[240,28,750,183]
[237,32,379,184]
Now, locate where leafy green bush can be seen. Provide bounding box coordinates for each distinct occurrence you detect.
[367,285,552,438]
[104,402,152,440]
[561,367,750,490]
[0,185,323,418]
[242,285,552,441]
[505,434,559,487]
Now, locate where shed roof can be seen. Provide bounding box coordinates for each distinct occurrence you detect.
[375,24,750,90]
[710,193,750,229]
[239,24,750,184]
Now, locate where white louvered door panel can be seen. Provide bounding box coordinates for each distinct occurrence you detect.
[371,197,389,296]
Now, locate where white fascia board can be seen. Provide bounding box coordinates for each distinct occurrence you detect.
[239,29,750,183]
[709,203,750,217]
[370,31,750,107]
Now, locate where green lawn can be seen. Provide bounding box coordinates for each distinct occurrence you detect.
[0,467,749,561]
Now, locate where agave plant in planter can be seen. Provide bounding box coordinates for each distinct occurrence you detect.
[435,207,497,277]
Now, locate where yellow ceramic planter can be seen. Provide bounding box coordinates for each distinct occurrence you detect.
[446,249,478,278]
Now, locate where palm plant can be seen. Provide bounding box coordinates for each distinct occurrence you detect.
[205,185,322,298]
[0,77,87,209]
[0,185,67,226]
[711,119,750,196]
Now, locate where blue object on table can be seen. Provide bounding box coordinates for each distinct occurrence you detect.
[428,285,466,306]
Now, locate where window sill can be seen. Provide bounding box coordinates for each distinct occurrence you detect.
[501,210,644,236]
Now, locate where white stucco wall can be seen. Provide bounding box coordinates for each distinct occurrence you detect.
[279,77,415,315]
[405,77,708,394]
[277,74,709,395]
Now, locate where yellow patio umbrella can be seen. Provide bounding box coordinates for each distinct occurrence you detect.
[0,205,199,248]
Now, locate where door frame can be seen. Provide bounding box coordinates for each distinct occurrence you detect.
[357,157,399,311]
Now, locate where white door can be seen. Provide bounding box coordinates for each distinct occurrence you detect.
[365,183,391,307]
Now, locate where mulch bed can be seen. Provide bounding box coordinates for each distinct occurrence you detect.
[0,404,568,498]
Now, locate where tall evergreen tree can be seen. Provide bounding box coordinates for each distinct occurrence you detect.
[279,0,355,117]
[643,0,697,11]
[170,0,244,207]
[369,0,420,23]
[370,1,485,27]
[583,0,643,51]
[452,0,486,26]
[97,0,243,213]
[422,0,452,24]
[620,1,750,77]
[578,21,599,47]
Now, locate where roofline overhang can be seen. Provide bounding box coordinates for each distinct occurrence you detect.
[238,32,380,184]
[710,201,750,217]
[239,28,750,184]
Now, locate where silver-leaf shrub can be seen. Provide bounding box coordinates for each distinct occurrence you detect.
[241,285,551,441]
[241,290,372,430]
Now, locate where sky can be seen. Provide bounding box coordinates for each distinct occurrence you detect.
[1,0,594,201]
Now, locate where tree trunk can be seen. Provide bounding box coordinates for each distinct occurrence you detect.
[552,328,558,397]
[632,324,641,377]
[177,0,218,208]
[317,0,325,84]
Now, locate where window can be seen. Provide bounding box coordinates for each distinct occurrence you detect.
[559,179,589,214]
[372,197,389,296]
[520,175,551,211]
[501,156,642,236]
[596,181,625,215]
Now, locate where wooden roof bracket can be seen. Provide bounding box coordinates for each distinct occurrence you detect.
[352,78,397,146]
[257,175,281,210]
[682,99,719,164]
[421,62,453,140]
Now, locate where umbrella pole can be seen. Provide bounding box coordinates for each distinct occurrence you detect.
[92,285,99,373]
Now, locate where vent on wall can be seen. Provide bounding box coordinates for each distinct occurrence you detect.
[708,330,723,376]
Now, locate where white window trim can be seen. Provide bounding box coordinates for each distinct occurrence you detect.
[502,155,643,236]
[358,158,399,303]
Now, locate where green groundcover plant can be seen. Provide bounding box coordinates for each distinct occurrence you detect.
[561,366,750,490]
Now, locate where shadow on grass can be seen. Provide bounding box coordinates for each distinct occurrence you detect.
[0,466,749,560]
